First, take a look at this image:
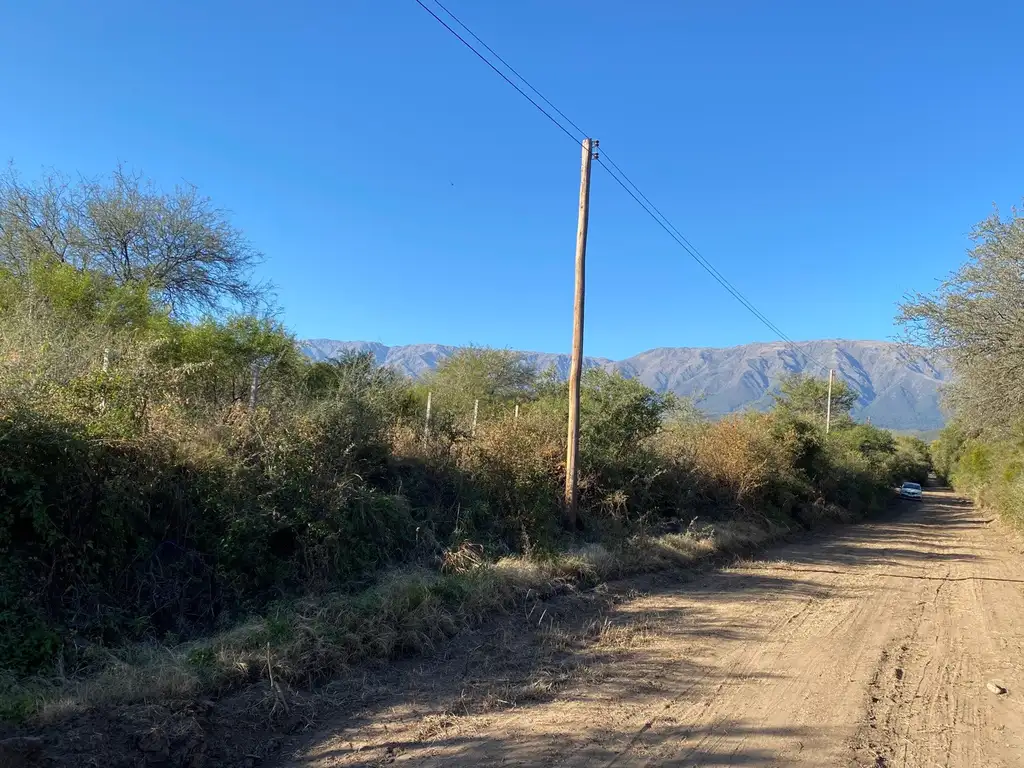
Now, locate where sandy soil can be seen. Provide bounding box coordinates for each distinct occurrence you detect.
[280,491,1024,767]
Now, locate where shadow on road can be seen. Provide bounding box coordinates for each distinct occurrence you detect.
[298,723,828,767]
[277,492,994,767]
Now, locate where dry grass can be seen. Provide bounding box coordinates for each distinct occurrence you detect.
[6,517,797,724]
[589,616,655,650]
[538,614,654,653]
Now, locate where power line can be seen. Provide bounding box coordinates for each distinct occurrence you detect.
[598,155,781,335]
[595,156,832,374]
[413,0,831,375]
[411,0,580,145]
[595,159,815,358]
[429,0,588,141]
[600,158,788,338]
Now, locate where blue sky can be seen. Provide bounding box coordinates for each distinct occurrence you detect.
[2,1,1022,359]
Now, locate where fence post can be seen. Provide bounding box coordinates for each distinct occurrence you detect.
[249,361,260,412]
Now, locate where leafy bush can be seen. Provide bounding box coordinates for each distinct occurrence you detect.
[0,164,928,681]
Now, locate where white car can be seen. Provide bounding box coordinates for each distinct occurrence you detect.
[899,482,923,501]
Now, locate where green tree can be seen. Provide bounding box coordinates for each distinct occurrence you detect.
[0,165,266,316]
[302,351,413,424]
[773,373,857,425]
[579,369,676,461]
[425,347,537,423]
[168,315,300,410]
[930,422,970,483]
[0,258,161,332]
[842,423,897,456]
[891,435,932,485]
[899,205,1024,436]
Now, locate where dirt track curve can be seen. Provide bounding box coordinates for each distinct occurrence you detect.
[281,490,1024,767]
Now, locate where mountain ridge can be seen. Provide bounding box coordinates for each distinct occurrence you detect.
[300,338,950,431]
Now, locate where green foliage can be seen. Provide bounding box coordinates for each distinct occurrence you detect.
[302,351,414,421]
[214,401,418,591]
[889,435,932,485]
[0,164,922,682]
[936,431,1024,529]
[579,369,675,461]
[773,373,857,425]
[424,347,536,427]
[0,407,204,666]
[897,203,1024,529]
[828,423,896,475]
[899,204,1024,436]
[163,314,303,412]
[0,164,265,316]
[930,422,969,483]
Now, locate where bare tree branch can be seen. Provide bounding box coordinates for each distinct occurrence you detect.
[0,164,269,317]
[898,204,1024,435]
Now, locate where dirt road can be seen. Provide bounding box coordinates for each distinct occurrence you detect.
[283,491,1024,767]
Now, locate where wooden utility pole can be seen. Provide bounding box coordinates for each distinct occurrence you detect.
[471,399,479,437]
[564,137,596,527]
[825,368,834,434]
[424,391,432,448]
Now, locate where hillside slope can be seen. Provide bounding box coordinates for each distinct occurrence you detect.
[300,339,950,430]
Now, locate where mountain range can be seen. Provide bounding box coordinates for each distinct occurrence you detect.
[300,339,951,431]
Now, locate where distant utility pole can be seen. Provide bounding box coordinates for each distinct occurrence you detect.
[471,399,479,437]
[825,368,835,434]
[564,137,597,527]
[424,391,433,448]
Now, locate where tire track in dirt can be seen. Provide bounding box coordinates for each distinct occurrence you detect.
[281,491,1024,767]
[860,501,1024,768]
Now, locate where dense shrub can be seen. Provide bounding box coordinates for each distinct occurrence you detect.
[0,356,929,677]
[897,202,1024,530]
[0,166,930,678]
[0,407,210,669]
[935,426,1024,530]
